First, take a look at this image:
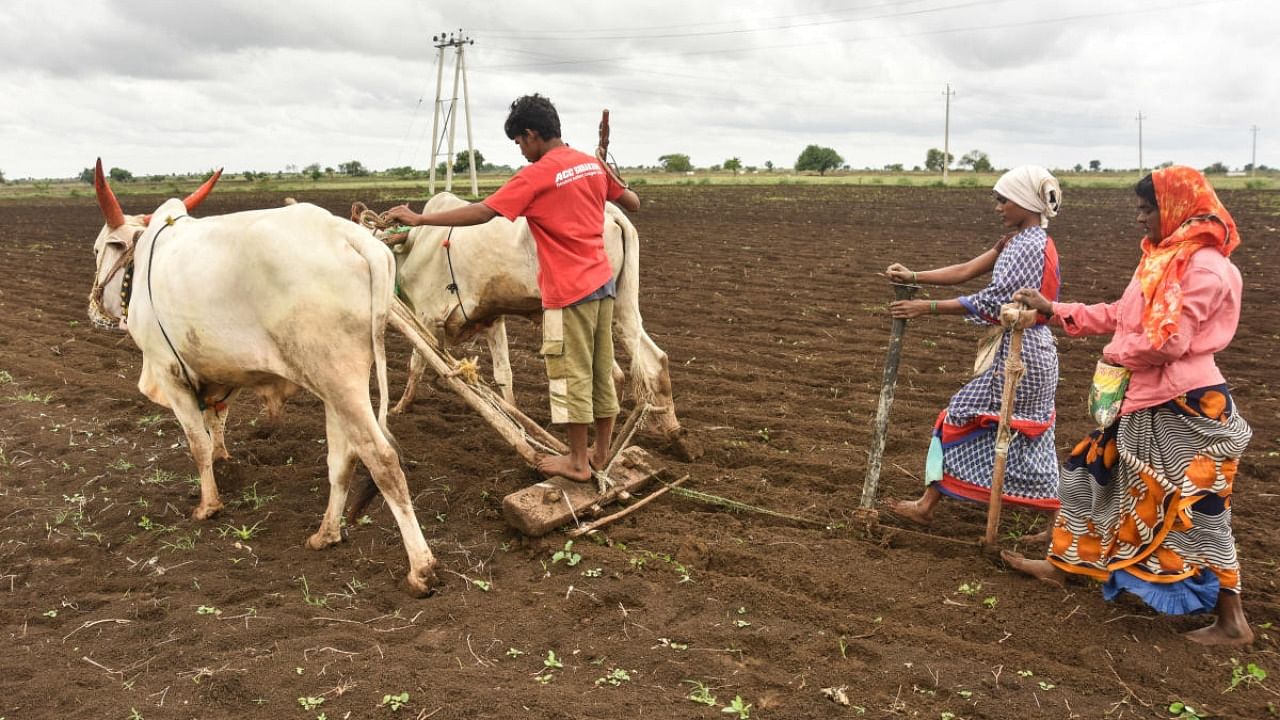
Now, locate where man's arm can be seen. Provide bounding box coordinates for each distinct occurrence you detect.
[382,202,497,228]
[614,188,640,212]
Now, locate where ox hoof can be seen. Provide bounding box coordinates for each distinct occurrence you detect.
[305,530,343,551]
[669,431,703,462]
[404,564,440,598]
[191,501,224,521]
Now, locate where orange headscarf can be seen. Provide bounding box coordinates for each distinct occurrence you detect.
[1135,166,1240,349]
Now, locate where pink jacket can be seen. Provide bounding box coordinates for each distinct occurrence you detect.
[1050,248,1242,414]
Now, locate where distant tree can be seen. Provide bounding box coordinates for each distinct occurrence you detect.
[795,145,844,175]
[723,157,742,176]
[884,163,904,172]
[109,167,133,182]
[338,160,368,177]
[709,164,722,172]
[303,163,323,181]
[1089,160,1102,172]
[0,168,6,184]
[745,165,758,173]
[1202,161,1229,174]
[454,149,485,174]
[385,165,418,179]
[764,160,774,172]
[960,150,993,173]
[1073,163,1084,173]
[79,167,95,183]
[658,153,693,173]
[925,148,954,172]
[242,171,258,181]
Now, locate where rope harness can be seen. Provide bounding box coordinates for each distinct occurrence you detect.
[144,215,210,411]
[87,229,141,330]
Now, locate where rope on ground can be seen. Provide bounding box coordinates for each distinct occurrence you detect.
[662,481,830,527]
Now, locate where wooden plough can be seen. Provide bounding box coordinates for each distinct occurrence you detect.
[386,299,665,536]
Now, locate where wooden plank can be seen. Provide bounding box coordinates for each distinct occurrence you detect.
[501,447,660,537]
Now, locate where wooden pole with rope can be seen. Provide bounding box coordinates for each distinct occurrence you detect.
[981,301,1039,549]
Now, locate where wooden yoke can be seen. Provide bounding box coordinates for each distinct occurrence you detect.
[982,302,1039,548]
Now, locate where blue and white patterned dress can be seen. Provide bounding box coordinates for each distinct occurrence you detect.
[926,226,1062,510]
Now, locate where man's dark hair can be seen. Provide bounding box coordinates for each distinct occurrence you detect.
[504,94,561,141]
[1135,173,1158,208]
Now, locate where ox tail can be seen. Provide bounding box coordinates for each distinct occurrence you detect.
[608,204,656,405]
[343,224,395,442]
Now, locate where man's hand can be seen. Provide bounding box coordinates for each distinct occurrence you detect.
[883,263,915,283]
[381,204,419,226]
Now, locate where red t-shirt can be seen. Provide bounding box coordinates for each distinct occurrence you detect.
[482,145,625,309]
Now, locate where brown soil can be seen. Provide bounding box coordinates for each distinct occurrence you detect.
[1,184,1278,719]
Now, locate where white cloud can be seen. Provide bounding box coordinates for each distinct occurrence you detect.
[0,0,1274,179]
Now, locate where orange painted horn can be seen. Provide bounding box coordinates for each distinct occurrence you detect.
[182,168,223,212]
[93,158,126,229]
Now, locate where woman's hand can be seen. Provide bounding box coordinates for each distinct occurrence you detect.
[884,263,915,283]
[1012,288,1053,315]
[889,299,929,318]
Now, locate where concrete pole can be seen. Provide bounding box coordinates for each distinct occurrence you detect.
[428,41,446,195]
[460,40,479,196]
[1252,125,1260,176]
[942,84,954,185]
[445,41,463,192]
[1136,111,1146,177]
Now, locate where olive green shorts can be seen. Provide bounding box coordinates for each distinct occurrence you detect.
[541,298,619,425]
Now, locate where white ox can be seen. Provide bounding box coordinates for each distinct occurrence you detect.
[88,160,435,594]
[385,192,691,457]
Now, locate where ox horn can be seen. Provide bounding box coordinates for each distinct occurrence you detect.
[182,168,223,212]
[93,158,127,229]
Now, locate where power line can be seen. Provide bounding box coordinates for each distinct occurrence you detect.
[471,0,1240,72]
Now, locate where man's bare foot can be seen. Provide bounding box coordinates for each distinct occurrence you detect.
[588,444,610,472]
[885,498,934,526]
[1000,550,1066,588]
[1185,620,1255,646]
[535,453,593,483]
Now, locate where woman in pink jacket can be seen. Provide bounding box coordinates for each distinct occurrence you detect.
[1004,166,1253,646]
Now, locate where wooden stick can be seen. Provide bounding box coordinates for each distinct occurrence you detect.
[567,474,688,538]
[389,301,540,465]
[860,282,920,510]
[982,303,1037,548]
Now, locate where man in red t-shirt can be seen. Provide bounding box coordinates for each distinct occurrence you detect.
[383,94,640,482]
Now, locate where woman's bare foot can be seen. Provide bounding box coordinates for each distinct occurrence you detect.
[1185,620,1255,646]
[886,498,935,525]
[1000,550,1066,588]
[535,453,593,483]
[1186,593,1254,646]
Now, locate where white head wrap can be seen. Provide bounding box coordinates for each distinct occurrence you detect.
[993,165,1062,228]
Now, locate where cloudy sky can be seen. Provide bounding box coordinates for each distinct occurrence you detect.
[0,0,1274,179]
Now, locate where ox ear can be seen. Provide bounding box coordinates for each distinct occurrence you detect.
[93,158,127,230]
[182,168,223,212]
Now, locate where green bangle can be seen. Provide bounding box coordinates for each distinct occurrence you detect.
[912,271,919,283]
[930,300,938,314]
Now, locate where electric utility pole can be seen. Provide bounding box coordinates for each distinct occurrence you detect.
[1136,111,1146,177]
[1251,125,1260,176]
[942,83,955,184]
[428,30,478,196]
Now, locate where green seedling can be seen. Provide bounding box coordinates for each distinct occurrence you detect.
[983,596,998,609]
[551,540,581,567]
[378,692,409,711]
[217,521,264,541]
[1038,681,1056,691]
[239,482,277,511]
[723,695,752,719]
[196,605,220,616]
[957,581,982,596]
[298,696,325,711]
[109,458,135,471]
[506,648,525,658]
[0,370,12,384]
[595,668,632,686]
[543,650,563,669]
[657,638,688,650]
[1017,669,1034,678]
[128,708,144,720]
[534,673,554,685]
[1227,658,1267,692]
[582,568,603,578]
[1168,701,1204,719]
[683,680,717,706]
[297,575,329,608]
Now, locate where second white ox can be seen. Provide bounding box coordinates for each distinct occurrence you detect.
[387,191,690,456]
[88,161,436,594]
